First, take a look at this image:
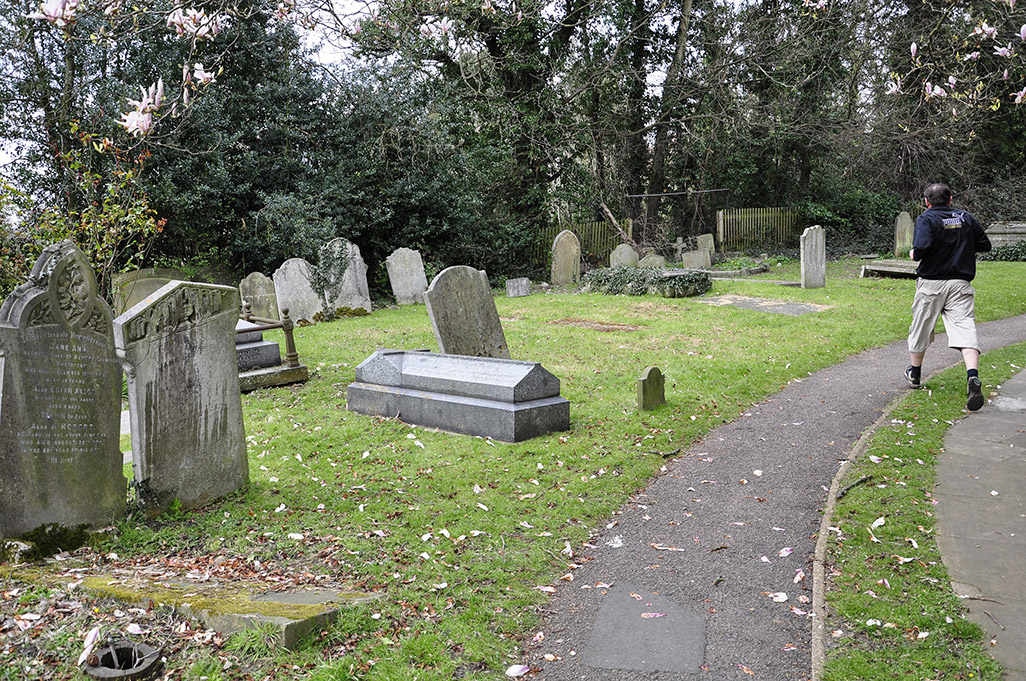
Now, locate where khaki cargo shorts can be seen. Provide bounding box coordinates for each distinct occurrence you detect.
[907,278,978,353]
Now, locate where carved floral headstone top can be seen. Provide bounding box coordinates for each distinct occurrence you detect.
[0,241,124,538]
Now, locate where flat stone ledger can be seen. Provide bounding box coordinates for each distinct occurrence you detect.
[551,230,581,285]
[894,211,914,258]
[505,277,531,298]
[346,350,570,443]
[0,241,125,538]
[273,258,323,324]
[424,266,510,359]
[321,238,372,313]
[859,259,918,279]
[385,247,429,305]
[800,225,826,289]
[239,272,279,321]
[113,282,248,515]
[609,244,639,268]
[638,366,666,411]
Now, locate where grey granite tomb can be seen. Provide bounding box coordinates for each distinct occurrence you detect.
[113,281,248,515]
[551,230,581,285]
[800,225,826,289]
[385,247,429,305]
[893,211,914,258]
[424,266,511,359]
[346,350,570,442]
[239,272,279,321]
[505,277,531,298]
[321,238,372,314]
[609,244,639,268]
[0,241,125,538]
[273,258,324,324]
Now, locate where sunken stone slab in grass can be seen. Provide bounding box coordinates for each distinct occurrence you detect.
[0,241,125,539]
[346,350,569,442]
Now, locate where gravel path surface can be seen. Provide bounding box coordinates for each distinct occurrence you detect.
[521,314,1026,681]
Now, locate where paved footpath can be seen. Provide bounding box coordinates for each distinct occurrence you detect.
[523,314,1026,681]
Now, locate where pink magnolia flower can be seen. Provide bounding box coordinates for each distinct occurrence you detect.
[994,43,1014,57]
[438,17,453,34]
[1013,87,1026,105]
[1004,69,1010,81]
[885,80,901,95]
[910,42,918,59]
[167,7,221,39]
[963,51,981,61]
[1019,24,1026,41]
[119,110,153,137]
[193,63,215,84]
[118,79,163,137]
[973,22,997,39]
[420,24,432,37]
[947,75,957,86]
[27,0,80,26]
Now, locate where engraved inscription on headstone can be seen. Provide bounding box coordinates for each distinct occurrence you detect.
[424,266,511,359]
[0,241,125,538]
[113,282,248,515]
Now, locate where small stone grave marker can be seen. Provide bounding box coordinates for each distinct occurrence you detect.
[696,234,715,252]
[320,238,372,314]
[639,254,666,269]
[239,272,279,320]
[678,249,711,269]
[113,281,248,515]
[637,366,666,411]
[424,266,511,359]
[551,230,581,285]
[273,258,323,323]
[0,241,125,538]
[385,247,429,305]
[893,211,914,258]
[800,225,826,289]
[505,277,531,298]
[609,244,640,268]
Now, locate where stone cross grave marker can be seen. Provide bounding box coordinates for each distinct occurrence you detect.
[551,230,581,285]
[321,238,372,314]
[113,282,248,515]
[894,211,914,259]
[385,247,429,305]
[800,225,826,289]
[239,272,279,321]
[424,266,510,359]
[609,244,640,268]
[273,258,323,324]
[505,277,531,298]
[637,366,666,411]
[0,241,125,538]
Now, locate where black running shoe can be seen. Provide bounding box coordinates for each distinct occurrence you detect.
[904,366,920,388]
[967,376,984,411]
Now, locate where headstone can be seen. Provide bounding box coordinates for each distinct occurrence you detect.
[384,248,429,305]
[424,266,511,359]
[894,211,914,258]
[347,350,569,442]
[273,258,323,324]
[637,366,666,411]
[113,281,248,514]
[506,277,531,298]
[609,244,640,268]
[639,254,666,269]
[239,272,279,321]
[800,225,826,289]
[0,241,125,538]
[678,249,711,269]
[320,238,372,314]
[112,268,188,315]
[696,234,715,252]
[550,230,581,285]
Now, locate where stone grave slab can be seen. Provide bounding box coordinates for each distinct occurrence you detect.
[638,366,666,411]
[113,282,248,515]
[505,277,531,298]
[273,258,323,323]
[346,350,569,442]
[385,247,429,305]
[698,294,833,316]
[321,238,372,314]
[0,241,125,538]
[859,259,918,279]
[894,211,914,258]
[424,266,510,359]
[800,224,826,289]
[638,254,666,268]
[112,268,188,315]
[551,230,581,285]
[609,244,639,268]
[986,221,1026,248]
[239,272,279,320]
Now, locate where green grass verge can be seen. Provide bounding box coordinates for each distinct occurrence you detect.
[3,259,1025,680]
[822,342,1026,681]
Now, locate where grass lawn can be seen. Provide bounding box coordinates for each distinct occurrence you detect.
[2,258,1025,680]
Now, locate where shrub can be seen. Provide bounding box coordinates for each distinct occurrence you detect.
[583,267,711,298]
[978,239,1026,262]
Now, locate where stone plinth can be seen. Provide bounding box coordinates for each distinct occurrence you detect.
[424,266,510,359]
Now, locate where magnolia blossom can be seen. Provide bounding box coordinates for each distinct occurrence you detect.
[1020,24,1026,41]
[924,82,947,99]
[973,22,997,39]
[947,75,956,86]
[27,0,80,26]
[193,63,215,84]
[885,80,901,95]
[438,17,453,34]
[910,42,918,59]
[119,79,163,137]
[963,51,981,61]
[167,7,221,39]
[1004,68,1011,81]
[802,0,828,8]
[994,43,1014,57]
[1013,87,1026,105]
[420,23,432,37]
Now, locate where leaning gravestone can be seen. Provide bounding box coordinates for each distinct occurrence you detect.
[385,247,429,305]
[551,230,581,285]
[609,244,640,268]
[320,238,372,314]
[800,225,826,289]
[639,254,667,269]
[273,258,323,324]
[424,266,510,359]
[637,366,666,411]
[239,272,279,321]
[0,241,124,538]
[893,211,914,258]
[506,277,531,298]
[113,282,248,515]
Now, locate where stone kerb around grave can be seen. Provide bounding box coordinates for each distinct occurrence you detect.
[551,230,581,285]
[385,247,429,305]
[0,241,125,539]
[113,281,248,516]
[423,266,511,359]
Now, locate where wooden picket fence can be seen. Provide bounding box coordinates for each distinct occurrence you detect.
[716,208,800,252]
[533,220,633,268]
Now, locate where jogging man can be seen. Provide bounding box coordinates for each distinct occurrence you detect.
[905,183,992,411]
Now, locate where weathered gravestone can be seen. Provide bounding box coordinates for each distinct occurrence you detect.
[113,282,248,515]
[506,277,531,298]
[239,272,279,321]
[424,266,511,359]
[800,225,826,289]
[609,244,640,268]
[273,258,323,324]
[385,248,429,305]
[551,230,581,285]
[347,350,570,442]
[678,249,711,269]
[696,234,715,252]
[112,268,189,315]
[235,320,281,371]
[637,366,666,411]
[320,238,372,314]
[639,254,667,269]
[0,241,125,538]
[893,211,914,259]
